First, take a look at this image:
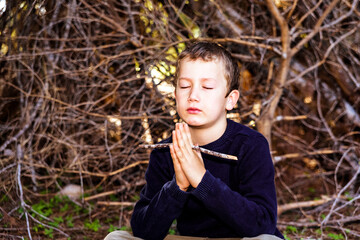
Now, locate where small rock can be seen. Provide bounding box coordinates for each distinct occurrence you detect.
[57,184,82,200]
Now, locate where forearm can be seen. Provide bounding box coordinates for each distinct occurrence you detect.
[131,178,189,239]
[192,171,278,237]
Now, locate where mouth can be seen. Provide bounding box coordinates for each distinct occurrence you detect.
[187,107,201,114]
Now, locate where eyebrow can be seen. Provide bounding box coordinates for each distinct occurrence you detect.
[178,77,217,83]
[178,77,191,81]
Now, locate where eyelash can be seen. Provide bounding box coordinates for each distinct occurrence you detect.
[179,86,213,89]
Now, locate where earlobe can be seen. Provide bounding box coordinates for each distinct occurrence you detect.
[226,99,233,111]
[225,90,240,111]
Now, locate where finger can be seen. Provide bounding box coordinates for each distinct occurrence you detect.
[193,144,203,161]
[172,129,177,147]
[172,129,179,153]
[180,123,196,158]
[171,136,184,171]
[178,123,192,152]
[174,124,180,147]
[170,143,179,166]
[169,138,176,160]
[183,123,194,146]
[171,139,191,190]
[173,128,184,159]
[175,124,186,151]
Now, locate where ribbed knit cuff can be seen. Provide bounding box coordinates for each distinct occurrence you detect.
[191,170,215,201]
[164,177,189,203]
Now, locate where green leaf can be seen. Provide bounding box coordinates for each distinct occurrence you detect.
[108,224,122,233]
[285,225,298,234]
[66,215,74,228]
[84,219,101,232]
[327,233,344,240]
[44,228,54,238]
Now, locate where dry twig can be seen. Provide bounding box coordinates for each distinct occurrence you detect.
[140,143,238,161]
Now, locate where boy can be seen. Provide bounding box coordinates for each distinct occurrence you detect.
[128,41,282,239]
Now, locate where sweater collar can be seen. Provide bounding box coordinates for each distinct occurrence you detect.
[200,119,235,150]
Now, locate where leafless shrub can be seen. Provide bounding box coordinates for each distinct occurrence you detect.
[0,0,359,238]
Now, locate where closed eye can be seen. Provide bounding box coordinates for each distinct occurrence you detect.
[203,86,214,89]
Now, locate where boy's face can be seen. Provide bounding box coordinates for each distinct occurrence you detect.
[175,58,234,129]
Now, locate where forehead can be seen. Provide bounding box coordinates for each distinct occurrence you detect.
[178,57,226,81]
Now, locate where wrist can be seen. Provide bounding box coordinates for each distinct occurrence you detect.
[191,169,206,188]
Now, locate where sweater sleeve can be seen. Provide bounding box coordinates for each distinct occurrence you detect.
[131,149,190,240]
[191,136,278,237]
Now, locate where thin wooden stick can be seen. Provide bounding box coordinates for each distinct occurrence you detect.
[277,195,333,215]
[140,143,238,161]
[96,201,135,207]
[16,144,32,240]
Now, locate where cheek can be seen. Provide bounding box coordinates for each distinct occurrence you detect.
[175,90,187,102]
[213,96,228,109]
[175,93,180,104]
[175,95,185,110]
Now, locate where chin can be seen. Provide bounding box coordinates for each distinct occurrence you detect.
[184,119,205,127]
[180,113,206,126]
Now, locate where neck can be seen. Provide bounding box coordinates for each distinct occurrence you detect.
[189,119,227,146]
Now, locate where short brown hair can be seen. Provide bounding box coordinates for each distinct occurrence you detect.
[174,41,239,96]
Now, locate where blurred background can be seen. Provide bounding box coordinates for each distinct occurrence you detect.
[0,0,359,239]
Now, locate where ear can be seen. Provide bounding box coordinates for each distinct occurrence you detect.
[225,90,240,111]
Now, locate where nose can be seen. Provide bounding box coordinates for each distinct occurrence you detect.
[188,86,200,102]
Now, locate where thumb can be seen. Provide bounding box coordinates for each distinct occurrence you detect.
[193,144,202,159]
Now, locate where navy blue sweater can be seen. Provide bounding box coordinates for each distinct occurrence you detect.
[131,119,283,239]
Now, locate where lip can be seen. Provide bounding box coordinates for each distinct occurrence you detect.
[187,107,201,114]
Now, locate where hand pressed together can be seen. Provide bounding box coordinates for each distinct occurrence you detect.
[170,123,206,191]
